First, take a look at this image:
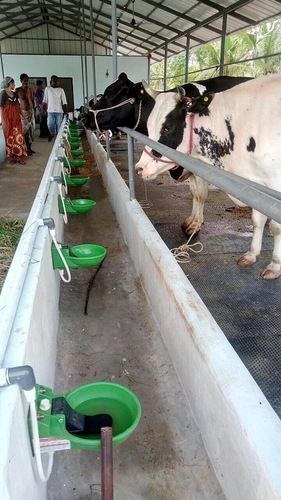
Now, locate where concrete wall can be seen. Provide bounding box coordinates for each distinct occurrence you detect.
[2,55,148,108]
[88,131,281,500]
[0,143,64,499]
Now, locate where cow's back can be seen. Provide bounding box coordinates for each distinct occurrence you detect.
[187,74,281,188]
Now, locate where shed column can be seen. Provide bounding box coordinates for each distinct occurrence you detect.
[219,14,227,76]
[89,0,97,101]
[185,36,190,82]
[80,25,85,105]
[83,0,89,104]
[164,43,168,91]
[111,0,118,80]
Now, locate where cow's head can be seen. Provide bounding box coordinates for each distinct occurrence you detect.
[136,84,214,180]
[84,72,138,130]
[135,85,188,180]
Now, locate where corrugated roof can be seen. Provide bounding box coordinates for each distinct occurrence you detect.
[0,0,281,61]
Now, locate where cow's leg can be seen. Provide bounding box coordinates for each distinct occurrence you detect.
[237,209,267,267]
[181,176,209,236]
[260,219,281,279]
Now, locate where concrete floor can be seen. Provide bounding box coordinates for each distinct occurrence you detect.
[47,169,224,500]
[0,133,53,219]
[0,131,225,499]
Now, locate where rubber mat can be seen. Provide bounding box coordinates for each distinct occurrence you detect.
[155,222,281,418]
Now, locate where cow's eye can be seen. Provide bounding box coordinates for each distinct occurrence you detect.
[161,126,169,134]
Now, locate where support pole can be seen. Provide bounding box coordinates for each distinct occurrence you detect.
[128,135,136,200]
[164,43,168,91]
[0,43,4,80]
[147,53,151,85]
[101,427,113,500]
[89,0,97,101]
[105,130,111,160]
[219,14,227,76]
[80,24,85,106]
[185,36,190,82]
[111,0,118,80]
[83,0,89,104]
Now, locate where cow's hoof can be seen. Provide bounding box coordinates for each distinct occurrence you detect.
[260,268,281,279]
[237,254,256,267]
[181,221,200,237]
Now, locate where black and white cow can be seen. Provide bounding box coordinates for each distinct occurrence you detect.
[136,74,281,280]
[83,72,252,136]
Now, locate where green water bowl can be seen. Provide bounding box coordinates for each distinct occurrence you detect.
[64,174,89,187]
[68,130,80,136]
[69,244,107,267]
[36,382,141,451]
[70,142,82,150]
[68,135,81,142]
[64,158,86,168]
[58,197,96,214]
[52,243,106,269]
[71,149,84,157]
[69,138,81,144]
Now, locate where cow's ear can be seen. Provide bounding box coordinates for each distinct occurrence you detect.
[186,93,214,114]
[118,72,128,82]
[142,80,160,99]
[176,86,185,102]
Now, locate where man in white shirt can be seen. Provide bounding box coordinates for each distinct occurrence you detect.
[43,75,67,141]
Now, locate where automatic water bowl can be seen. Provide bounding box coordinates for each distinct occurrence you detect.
[36,382,142,451]
[63,158,86,168]
[69,140,82,150]
[51,243,107,270]
[63,174,89,187]
[58,197,96,215]
[69,244,106,267]
[71,149,84,157]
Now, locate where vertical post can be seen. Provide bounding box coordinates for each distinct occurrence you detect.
[0,43,4,79]
[105,130,111,160]
[219,14,227,76]
[147,53,151,85]
[127,134,136,200]
[89,0,97,101]
[111,0,118,80]
[185,35,190,82]
[80,23,85,105]
[164,43,168,91]
[46,23,51,54]
[83,0,89,104]
[101,427,113,500]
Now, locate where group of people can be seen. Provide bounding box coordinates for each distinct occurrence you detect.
[0,74,68,164]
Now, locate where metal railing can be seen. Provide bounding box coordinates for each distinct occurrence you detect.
[117,127,281,225]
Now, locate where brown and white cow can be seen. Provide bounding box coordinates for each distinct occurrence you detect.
[136,74,281,279]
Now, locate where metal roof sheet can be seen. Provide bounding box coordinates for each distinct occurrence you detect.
[0,0,280,61]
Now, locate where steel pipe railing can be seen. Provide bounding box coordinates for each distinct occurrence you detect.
[119,126,281,225]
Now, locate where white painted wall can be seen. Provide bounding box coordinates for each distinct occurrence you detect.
[2,55,148,108]
[0,134,65,500]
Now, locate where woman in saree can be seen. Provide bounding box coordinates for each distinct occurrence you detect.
[0,76,27,164]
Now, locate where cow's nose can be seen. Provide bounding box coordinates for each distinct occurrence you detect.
[136,165,143,175]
